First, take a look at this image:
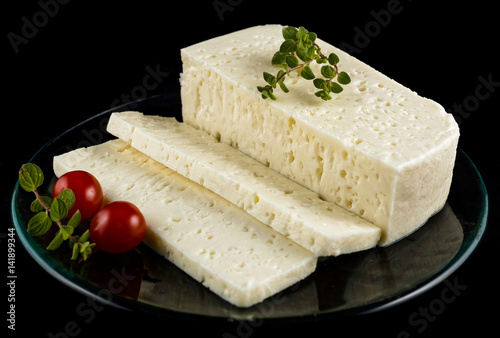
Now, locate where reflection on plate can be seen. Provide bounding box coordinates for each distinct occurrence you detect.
[11,93,488,321]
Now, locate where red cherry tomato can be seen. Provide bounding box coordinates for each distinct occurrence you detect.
[53,171,104,221]
[89,201,146,254]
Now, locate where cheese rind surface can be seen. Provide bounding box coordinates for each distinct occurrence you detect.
[53,139,316,307]
[180,24,460,245]
[107,111,381,256]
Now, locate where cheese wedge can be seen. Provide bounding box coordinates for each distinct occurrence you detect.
[107,111,381,256]
[180,24,460,245]
[53,139,316,307]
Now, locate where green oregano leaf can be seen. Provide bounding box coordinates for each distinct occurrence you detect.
[71,242,80,260]
[285,54,299,68]
[79,230,91,243]
[263,72,277,88]
[30,195,52,212]
[321,65,335,78]
[79,241,90,254]
[60,225,74,240]
[81,243,96,261]
[301,65,315,80]
[297,26,309,42]
[328,53,340,65]
[27,212,52,236]
[19,163,96,262]
[329,82,344,94]
[315,90,332,101]
[313,78,328,90]
[316,56,328,64]
[296,46,310,62]
[308,32,317,43]
[257,26,351,101]
[282,26,298,41]
[56,189,76,211]
[261,88,276,100]
[47,230,64,250]
[272,52,286,65]
[306,46,315,61]
[50,197,68,222]
[338,71,352,85]
[278,79,289,93]
[19,163,44,192]
[280,39,297,53]
[67,210,81,229]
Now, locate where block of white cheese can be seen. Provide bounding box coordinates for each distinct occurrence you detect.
[107,111,381,256]
[53,139,316,307]
[180,24,460,245]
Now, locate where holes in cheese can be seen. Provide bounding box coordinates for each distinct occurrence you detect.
[179,24,459,245]
[107,111,381,256]
[53,139,316,308]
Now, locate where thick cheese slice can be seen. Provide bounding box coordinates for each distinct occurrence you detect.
[180,24,460,245]
[53,139,316,307]
[107,111,381,256]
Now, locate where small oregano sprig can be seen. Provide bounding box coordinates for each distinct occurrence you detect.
[18,163,95,261]
[257,26,351,101]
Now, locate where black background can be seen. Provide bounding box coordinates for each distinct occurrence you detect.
[3,0,499,337]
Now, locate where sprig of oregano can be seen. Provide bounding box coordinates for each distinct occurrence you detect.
[257,26,351,101]
[18,163,95,261]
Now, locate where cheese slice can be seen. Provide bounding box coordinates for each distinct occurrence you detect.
[180,24,460,245]
[107,111,381,256]
[53,139,316,307]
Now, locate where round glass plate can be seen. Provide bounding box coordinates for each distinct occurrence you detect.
[11,92,489,321]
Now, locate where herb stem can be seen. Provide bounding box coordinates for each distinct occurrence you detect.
[19,163,95,261]
[264,58,314,93]
[288,59,313,76]
[257,26,351,101]
[327,64,339,87]
[33,189,51,211]
[33,187,81,245]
